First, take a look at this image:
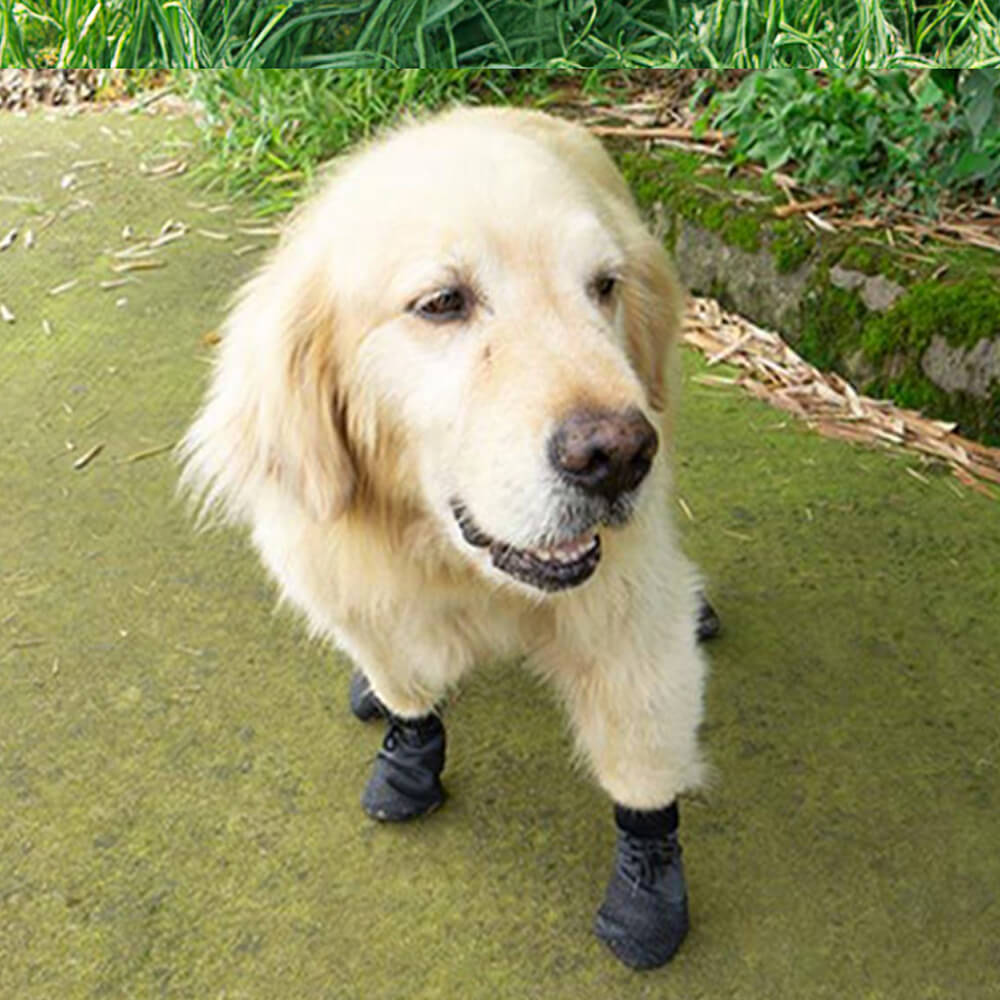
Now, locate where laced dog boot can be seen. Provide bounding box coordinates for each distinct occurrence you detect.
[594,802,689,970]
[361,712,446,822]
[348,670,386,722]
[695,591,721,642]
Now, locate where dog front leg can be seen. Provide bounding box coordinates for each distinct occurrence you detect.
[548,623,707,969]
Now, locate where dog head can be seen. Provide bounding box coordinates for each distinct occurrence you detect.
[179,108,683,595]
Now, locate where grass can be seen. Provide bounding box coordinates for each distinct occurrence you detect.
[3,0,1000,69]
[182,69,572,214]
[176,69,599,215]
[182,68,1000,224]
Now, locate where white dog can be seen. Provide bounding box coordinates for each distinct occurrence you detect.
[180,105,711,969]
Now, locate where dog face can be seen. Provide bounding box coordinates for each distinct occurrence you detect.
[180,109,682,596]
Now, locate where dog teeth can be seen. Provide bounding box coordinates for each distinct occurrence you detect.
[531,535,597,564]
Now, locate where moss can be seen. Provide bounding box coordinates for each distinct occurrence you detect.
[720,211,763,253]
[697,198,727,232]
[676,183,763,253]
[836,241,918,286]
[707,276,730,308]
[787,239,1000,441]
[837,242,881,275]
[851,274,1000,442]
[616,146,702,215]
[617,147,764,254]
[790,266,1000,440]
[863,274,1000,361]
[686,199,763,253]
[797,267,871,371]
[771,219,816,274]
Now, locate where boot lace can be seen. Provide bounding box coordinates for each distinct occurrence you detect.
[383,714,441,752]
[619,831,680,889]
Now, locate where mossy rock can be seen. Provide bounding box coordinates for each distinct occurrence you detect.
[613,145,1000,445]
[863,274,1000,361]
[771,219,816,274]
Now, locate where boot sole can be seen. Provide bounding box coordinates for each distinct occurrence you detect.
[362,791,445,823]
[594,903,689,970]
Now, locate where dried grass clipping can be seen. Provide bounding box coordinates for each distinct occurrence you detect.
[683,296,1000,498]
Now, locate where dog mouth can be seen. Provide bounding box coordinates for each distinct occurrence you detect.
[449,499,601,593]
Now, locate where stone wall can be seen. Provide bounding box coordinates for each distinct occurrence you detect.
[615,145,1000,445]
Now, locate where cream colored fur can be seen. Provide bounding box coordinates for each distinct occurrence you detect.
[179,106,707,809]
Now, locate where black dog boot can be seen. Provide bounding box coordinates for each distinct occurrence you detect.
[361,712,446,822]
[348,670,386,722]
[695,590,721,642]
[594,802,689,970]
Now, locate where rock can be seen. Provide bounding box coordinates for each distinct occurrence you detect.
[675,219,811,339]
[921,335,1000,399]
[829,265,905,312]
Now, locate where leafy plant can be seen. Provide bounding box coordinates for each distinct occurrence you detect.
[929,67,1000,190]
[705,68,1000,217]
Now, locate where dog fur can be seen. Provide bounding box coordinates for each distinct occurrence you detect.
[179,106,707,810]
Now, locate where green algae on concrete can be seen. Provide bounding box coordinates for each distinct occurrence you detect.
[2,109,1000,1000]
[615,144,1000,446]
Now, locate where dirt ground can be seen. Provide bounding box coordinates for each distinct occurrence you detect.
[2,108,998,1000]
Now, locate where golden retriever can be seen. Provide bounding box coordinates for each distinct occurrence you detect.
[180,106,709,969]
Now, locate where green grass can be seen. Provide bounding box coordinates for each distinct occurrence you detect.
[182,69,579,214]
[3,0,1000,68]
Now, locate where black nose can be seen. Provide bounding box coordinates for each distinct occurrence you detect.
[548,407,659,502]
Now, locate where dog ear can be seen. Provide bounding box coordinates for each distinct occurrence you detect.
[621,230,684,415]
[179,255,356,526]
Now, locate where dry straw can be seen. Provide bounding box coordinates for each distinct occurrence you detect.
[683,296,1000,498]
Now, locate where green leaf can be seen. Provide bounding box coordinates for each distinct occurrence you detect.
[916,77,944,112]
[950,150,997,182]
[963,70,998,144]
[929,69,960,99]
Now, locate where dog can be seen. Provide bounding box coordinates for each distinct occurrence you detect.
[179,105,710,970]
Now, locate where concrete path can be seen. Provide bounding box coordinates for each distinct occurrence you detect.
[2,108,998,1000]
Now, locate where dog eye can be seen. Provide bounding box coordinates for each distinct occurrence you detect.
[592,274,617,302]
[411,287,470,323]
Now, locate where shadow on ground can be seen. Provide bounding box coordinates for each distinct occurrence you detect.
[1,110,998,1000]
